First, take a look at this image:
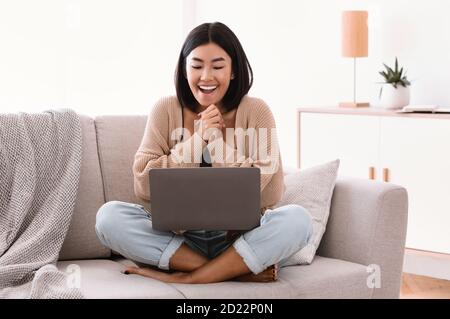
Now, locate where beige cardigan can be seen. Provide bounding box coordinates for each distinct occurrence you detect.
[133,95,285,212]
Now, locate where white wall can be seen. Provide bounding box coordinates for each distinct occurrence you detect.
[0,0,183,116]
[193,0,450,167]
[1,0,450,167]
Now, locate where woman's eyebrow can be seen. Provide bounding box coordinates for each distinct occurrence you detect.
[191,57,225,63]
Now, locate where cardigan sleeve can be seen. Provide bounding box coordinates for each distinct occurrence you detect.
[132,98,206,201]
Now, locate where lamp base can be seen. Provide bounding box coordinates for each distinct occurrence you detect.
[339,102,370,108]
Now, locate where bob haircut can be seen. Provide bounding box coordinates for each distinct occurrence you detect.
[175,22,253,112]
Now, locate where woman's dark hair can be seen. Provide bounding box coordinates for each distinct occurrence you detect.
[175,22,253,112]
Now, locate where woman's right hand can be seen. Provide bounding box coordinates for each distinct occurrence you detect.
[198,104,226,142]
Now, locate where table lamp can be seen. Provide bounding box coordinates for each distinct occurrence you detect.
[339,10,370,108]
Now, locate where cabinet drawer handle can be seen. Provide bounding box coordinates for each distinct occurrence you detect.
[383,168,389,182]
[369,167,375,180]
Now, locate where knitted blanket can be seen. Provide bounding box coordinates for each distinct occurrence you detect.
[0,109,83,298]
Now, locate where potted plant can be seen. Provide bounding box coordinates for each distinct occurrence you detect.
[378,57,411,109]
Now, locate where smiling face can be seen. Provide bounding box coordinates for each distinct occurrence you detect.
[185,42,234,111]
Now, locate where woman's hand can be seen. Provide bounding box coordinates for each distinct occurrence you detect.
[198,104,226,142]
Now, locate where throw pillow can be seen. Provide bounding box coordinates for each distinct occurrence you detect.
[276,159,340,265]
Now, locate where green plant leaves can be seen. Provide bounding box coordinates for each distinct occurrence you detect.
[379,57,410,88]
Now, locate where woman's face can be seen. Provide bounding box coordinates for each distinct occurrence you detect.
[186,42,234,109]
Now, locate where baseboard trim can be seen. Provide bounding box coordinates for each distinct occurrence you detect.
[403,248,450,280]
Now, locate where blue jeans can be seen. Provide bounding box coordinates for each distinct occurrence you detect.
[95,201,313,274]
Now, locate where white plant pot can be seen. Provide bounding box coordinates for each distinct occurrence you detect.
[379,84,410,110]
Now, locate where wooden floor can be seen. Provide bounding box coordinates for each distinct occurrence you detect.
[400,273,450,299]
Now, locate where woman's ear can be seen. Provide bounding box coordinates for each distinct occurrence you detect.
[231,73,235,80]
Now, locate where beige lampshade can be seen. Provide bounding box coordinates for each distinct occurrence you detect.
[342,11,368,57]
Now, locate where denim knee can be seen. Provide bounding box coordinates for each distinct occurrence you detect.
[275,204,313,247]
[95,200,125,238]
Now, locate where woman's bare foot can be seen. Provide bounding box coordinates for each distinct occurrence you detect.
[123,266,192,283]
[234,264,278,282]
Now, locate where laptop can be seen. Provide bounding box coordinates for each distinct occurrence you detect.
[149,167,261,231]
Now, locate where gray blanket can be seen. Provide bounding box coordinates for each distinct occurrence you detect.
[0,109,83,298]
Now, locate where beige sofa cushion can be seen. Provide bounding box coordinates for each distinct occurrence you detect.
[276,159,340,265]
[94,115,150,209]
[57,259,184,298]
[57,257,371,299]
[59,115,110,260]
[170,256,371,299]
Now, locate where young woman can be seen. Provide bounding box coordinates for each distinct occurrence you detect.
[95,22,312,284]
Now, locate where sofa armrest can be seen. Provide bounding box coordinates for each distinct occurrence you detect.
[317,177,408,299]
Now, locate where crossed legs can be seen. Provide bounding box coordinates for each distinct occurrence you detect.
[124,243,277,283]
[96,201,311,284]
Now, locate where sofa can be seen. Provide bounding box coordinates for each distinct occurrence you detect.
[55,114,408,299]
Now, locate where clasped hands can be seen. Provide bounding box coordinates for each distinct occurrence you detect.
[197,104,226,142]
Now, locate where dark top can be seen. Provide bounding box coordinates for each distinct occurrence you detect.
[200,148,212,167]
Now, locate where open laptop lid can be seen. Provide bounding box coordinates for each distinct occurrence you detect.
[149,167,260,231]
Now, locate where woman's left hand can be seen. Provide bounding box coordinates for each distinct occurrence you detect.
[198,104,225,141]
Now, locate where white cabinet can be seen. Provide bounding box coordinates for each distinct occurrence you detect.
[298,108,450,254]
[380,117,450,254]
[300,113,379,179]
